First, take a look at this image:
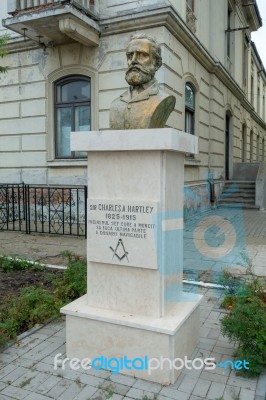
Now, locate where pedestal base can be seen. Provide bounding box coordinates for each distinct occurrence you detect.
[61,293,202,385]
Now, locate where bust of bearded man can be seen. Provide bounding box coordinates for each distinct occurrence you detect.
[109,33,176,130]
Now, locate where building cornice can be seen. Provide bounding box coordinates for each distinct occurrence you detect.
[100,5,266,129]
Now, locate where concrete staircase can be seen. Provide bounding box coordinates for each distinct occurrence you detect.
[218,181,259,209]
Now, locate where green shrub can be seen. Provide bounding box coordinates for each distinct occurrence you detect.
[0,251,87,347]
[0,328,11,347]
[50,251,87,302]
[220,269,266,376]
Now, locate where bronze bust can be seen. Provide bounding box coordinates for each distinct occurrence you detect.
[109,33,176,130]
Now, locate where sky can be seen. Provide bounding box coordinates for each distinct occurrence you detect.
[251,0,266,68]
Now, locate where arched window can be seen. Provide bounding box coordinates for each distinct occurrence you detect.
[185,83,195,135]
[257,135,260,161]
[54,76,91,158]
[250,130,253,162]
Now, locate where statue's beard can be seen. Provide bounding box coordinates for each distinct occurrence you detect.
[125,65,155,86]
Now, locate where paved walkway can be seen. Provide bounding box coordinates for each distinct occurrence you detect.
[0,286,264,400]
[0,207,265,400]
[184,208,266,282]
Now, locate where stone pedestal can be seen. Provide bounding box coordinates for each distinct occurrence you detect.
[61,128,202,385]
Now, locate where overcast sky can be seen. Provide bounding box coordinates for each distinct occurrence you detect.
[251,0,266,68]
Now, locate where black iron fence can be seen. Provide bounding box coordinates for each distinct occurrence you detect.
[0,183,25,232]
[0,183,87,237]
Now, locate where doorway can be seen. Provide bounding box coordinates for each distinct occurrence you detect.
[225,114,230,180]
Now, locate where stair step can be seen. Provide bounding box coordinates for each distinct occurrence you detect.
[224,180,255,183]
[223,188,255,191]
[224,180,255,184]
[220,194,255,200]
[221,191,255,196]
[224,185,256,190]
[218,203,259,209]
[218,180,258,210]
[219,198,255,204]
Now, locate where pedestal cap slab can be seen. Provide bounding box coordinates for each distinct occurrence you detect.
[71,128,198,154]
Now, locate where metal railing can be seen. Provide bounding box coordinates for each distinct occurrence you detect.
[7,0,97,16]
[0,183,87,237]
[0,183,25,232]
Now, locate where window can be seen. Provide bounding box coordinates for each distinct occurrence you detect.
[226,7,231,60]
[250,130,253,162]
[225,113,231,180]
[186,0,194,11]
[242,124,246,162]
[257,87,260,116]
[263,85,265,120]
[226,3,235,74]
[54,76,91,158]
[242,37,248,89]
[257,135,260,161]
[251,69,254,106]
[185,83,195,135]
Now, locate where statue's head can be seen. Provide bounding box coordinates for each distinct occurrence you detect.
[125,33,162,86]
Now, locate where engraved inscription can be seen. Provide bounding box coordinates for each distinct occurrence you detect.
[88,199,158,269]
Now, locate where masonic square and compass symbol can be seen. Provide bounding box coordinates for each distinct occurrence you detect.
[110,239,129,262]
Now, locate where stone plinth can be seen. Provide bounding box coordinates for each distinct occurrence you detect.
[61,128,202,384]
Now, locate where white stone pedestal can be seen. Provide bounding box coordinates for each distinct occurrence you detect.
[61,128,202,385]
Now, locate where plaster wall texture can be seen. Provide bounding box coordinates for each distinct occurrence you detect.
[0,0,265,202]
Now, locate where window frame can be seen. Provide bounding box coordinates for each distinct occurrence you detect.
[54,75,91,159]
[242,124,247,162]
[185,82,196,136]
[186,0,194,11]
[256,134,260,161]
[251,71,254,106]
[250,130,254,162]
[257,86,260,116]
[242,36,249,89]
[226,1,235,73]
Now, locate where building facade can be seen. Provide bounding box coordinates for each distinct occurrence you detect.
[0,0,266,212]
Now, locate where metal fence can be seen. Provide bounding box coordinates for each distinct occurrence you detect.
[0,183,87,237]
[0,183,26,232]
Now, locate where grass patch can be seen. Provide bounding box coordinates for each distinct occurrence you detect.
[19,378,32,388]
[0,255,45,272]
[0,252,86,348]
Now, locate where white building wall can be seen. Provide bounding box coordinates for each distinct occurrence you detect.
[0,0,265,191]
